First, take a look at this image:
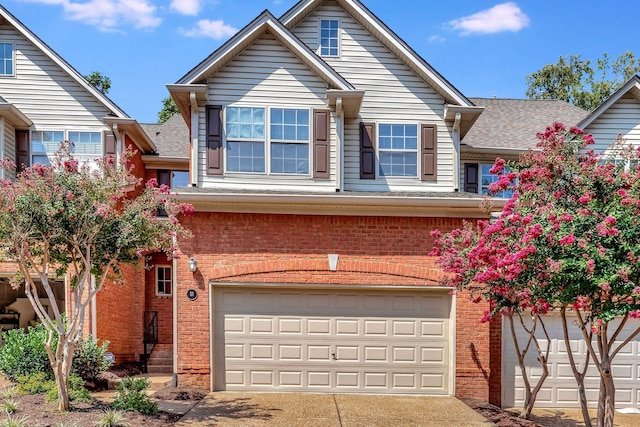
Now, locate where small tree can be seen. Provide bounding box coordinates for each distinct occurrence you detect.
[158,96,178,123]
[433,124,640,427]
[84,71,112,94]
[0,144,192,411]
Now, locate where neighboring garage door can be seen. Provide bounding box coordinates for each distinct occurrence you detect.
[213,287,452,394]
[503,314,640,408]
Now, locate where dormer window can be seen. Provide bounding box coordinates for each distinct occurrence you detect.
[319,19,340,57]
[0,43,14,76]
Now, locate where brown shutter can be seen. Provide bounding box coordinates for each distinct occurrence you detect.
[15,130,29,173]
[157,170,171,187]
[421,124,437,181]
[464,163,479,193]
[313,109,330,179]
[206,105,223,175]
[360,122,375,180]
[103,131,116,159]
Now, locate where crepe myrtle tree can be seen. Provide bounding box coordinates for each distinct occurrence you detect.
[0,142,193,411]
[432,123,640,427]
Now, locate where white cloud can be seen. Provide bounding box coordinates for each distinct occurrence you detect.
[449,2,529,35]
[428,35,446,44]
[170,0,201,16]
[179,19,237,39]
[19,0,161,31]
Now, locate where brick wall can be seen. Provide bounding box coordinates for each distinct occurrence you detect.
[173,212,492,398]
[96,262,145,362]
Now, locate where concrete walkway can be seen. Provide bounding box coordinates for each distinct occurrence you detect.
[175,392,494,426]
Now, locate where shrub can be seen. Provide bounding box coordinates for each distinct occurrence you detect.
[0,388,15,400]
[0,325,49,381]
[111,377,157,415]
[16,372,51,395]
[45,375,92,403]
[72,336,112,381]
[95,409,129,427]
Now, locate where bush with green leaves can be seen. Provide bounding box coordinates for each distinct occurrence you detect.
[0,323,111,383]
[16,372,90,403]
[45,374,91,403]
[72,337,112,381]
[111,377,157,415]
[0,324,49,382]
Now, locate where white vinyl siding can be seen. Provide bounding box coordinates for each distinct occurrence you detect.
[0,24,110,134]
[583,96,640,154]
[201,34,336,191]
[292,0,455,192]
[2,120,15,179]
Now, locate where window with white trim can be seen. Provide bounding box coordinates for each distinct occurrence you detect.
[31,130,102,165]
[225,106,310,175]
[0,43,14,76]
[480,163,514,199]
[156,265,172,296]
[319,19,340,57]
[378,124,418,177]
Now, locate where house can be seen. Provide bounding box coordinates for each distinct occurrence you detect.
[0,4,160,362]
[163,0,496,401]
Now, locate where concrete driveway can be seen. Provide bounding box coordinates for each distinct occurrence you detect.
[175,393,494,426]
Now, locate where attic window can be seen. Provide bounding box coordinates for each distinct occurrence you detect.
[319,19,339,57]
[0,43,14,76]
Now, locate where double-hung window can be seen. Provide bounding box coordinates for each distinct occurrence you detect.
[156,266,172,296]
[31,130,64,165]
[480,163,514,198]
[226,107,265,173]
[225,106,310,175]
[0,43,14,76]
[319,19,339,57]
[270,108,309,174]
[69,131,101,156]
[378,124,418,177]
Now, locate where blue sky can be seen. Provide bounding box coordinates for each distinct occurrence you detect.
[3,0,640,123]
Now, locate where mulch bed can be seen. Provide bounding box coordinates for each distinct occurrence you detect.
[462,398,543,427]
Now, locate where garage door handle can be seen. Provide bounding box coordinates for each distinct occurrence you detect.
[332,352,337,361]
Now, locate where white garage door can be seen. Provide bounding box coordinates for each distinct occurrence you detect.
[503,314,640,408]
[213,287,452,394]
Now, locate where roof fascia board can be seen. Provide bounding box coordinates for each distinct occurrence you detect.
[578,75,640,129]
[176,10,353,91]
[0,103,32,128]
[0,5,129,118]
[103,117,157,153]
[281,0,472,106]
[166,84,207,127]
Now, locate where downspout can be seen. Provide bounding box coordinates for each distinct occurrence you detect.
[190,92,199,187]
[171,241,178,386]
[335,97,343,192]
[452,112,461,191]
[90,275,97,337]
[0,118,4,180]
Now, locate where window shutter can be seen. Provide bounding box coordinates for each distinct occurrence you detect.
[464,163,479,193]
[157,170,171,187]
[360,122,375,180]
[15,130,29,173]
[103,131,116,160]
[313,109,330,179]
[206,105,223,175]
[421,124,437,182]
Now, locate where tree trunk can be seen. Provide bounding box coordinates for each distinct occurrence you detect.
[561,307,591,427]
[46,334,76,412]
[600,364,615,427]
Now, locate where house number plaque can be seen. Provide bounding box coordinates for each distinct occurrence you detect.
[186,289,198,301]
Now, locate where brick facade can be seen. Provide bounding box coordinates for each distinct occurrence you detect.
[172,212,493,400]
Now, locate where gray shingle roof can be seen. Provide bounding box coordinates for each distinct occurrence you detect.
[140,113,189,158]
[463,98,588,151]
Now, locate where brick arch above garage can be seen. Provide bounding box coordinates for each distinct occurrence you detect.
[208,257,449,286]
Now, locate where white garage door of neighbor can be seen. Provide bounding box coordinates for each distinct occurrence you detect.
[213,287,452,394]
[503,314,640,408]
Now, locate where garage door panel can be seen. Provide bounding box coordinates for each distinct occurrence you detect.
[215,288,452,394]
[503,315,640,408]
